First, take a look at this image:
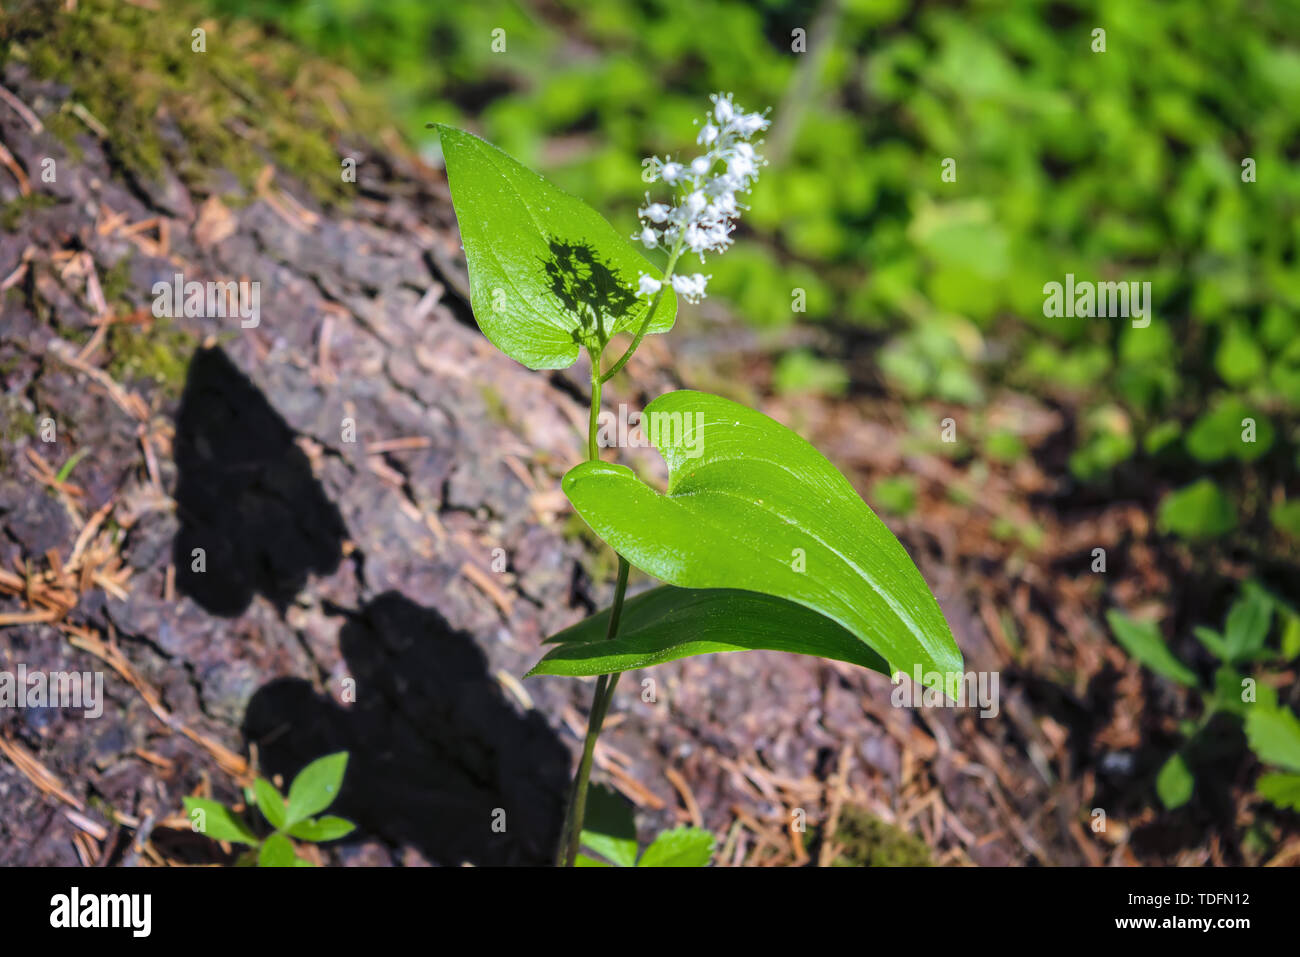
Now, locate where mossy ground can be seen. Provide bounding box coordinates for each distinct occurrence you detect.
[1,0,394,205]
[105,319,199,400]
[0,394,37,466]
[0,192,56,231]
[814,807,934,867]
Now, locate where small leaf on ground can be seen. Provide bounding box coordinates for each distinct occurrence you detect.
[1106,610,1197,687]
[285,752,349,827]
[181,797,258,846]
[637,827,714,867]
[1156,753,1194,809]
[253,778,287,830]
[258,832,297,867]
[578,784,638,867]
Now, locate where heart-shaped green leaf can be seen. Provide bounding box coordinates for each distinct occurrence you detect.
[529,585,887,677]
[437,125,676,370]
[561,390,961,695]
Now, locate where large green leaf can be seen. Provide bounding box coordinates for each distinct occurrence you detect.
[561,390,961,696]
[530,585,887,677]
[437,125,676,370]
[1105,610,1198,687]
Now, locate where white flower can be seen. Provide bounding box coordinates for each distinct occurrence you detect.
[713,93,735,124]
[632,92,769,298]
[636,274,662,297]
[641,202,670,223]
[670,273,710,303]
[727,152,756,181]
[711,191,737,216]
[683,222,710,256]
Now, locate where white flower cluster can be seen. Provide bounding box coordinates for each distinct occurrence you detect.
[634,92,768,304]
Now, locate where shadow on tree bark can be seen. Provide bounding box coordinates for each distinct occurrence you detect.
[171,345,568,864]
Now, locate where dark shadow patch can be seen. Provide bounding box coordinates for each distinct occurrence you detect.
[172,345,346,616]
[243,592,569,865]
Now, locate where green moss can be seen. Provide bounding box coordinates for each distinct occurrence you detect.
[105,319,197,399]
[819,807,934,867]
[478,384,511,427]
[98,256,134,309]
[1,0,392,205]
[0,192,56,231]
[0,395,38,467]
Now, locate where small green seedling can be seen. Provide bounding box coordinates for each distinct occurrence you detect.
[576,786,713,867]
[1108,583,1300,811]
[183,752,354,866]
[436,94,961,866]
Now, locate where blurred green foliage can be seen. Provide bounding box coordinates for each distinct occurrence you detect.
[1109,584,1300,815]
[204,0,1299,555]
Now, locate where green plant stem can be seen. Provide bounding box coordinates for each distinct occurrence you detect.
[600,236,684,384]
[558,232,682,863]
[587,347,603,460]
[557,555,630,867]
[558,350,632,865]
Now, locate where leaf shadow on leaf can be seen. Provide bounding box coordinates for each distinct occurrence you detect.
[542,238,638,348]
